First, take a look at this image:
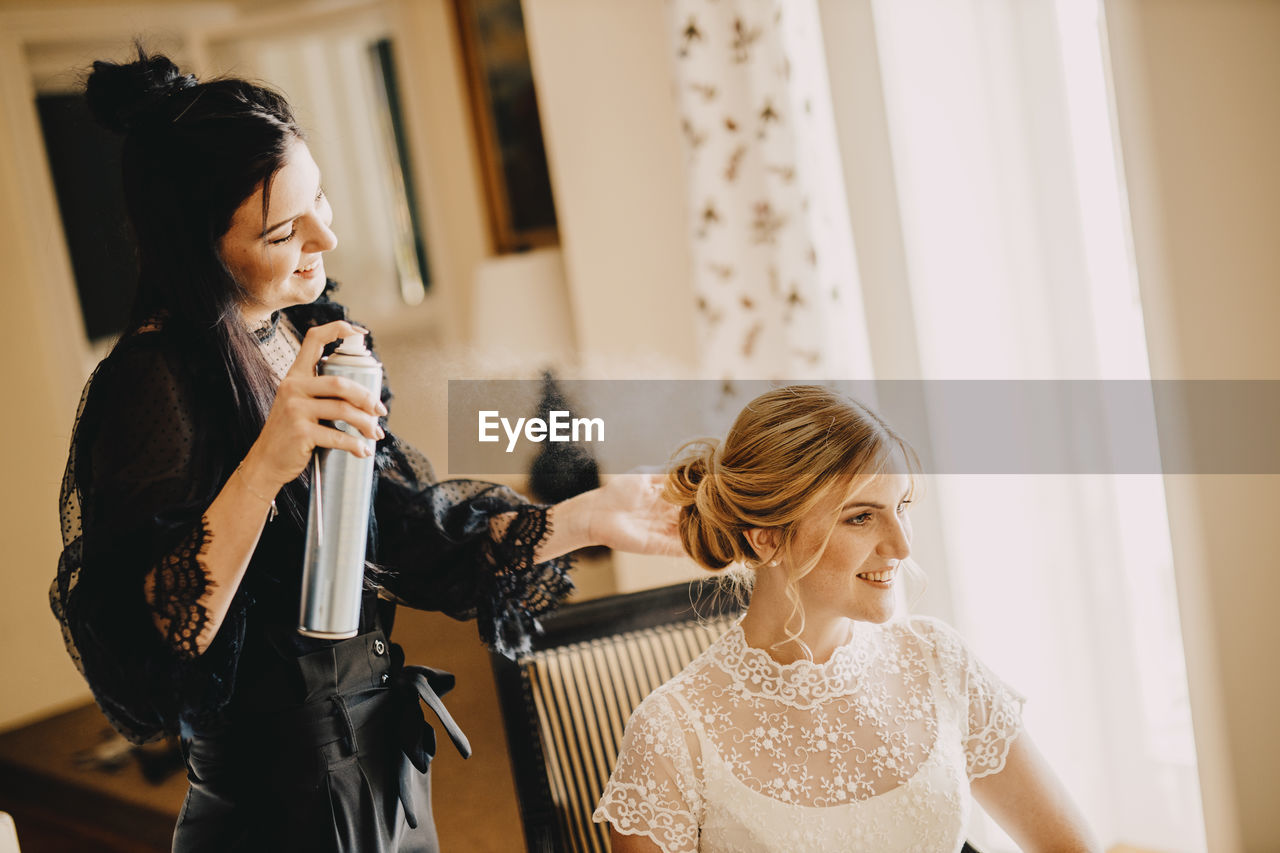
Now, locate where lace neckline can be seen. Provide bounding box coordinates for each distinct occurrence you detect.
[716,620,878,703]
[253,314,300,383]
[249,311,281,343]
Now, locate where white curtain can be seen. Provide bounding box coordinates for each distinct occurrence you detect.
[666,0,873,381]
[863,0,1204,850]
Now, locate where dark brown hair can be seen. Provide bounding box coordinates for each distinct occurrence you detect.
[86,45,304,460]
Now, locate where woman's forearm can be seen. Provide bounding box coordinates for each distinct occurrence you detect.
[971,731,1101,852]
[531,474,681,562]
[142,456,278,657]
[533,490,598,561]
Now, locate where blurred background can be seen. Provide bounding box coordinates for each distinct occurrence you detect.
[0,0,1277,851]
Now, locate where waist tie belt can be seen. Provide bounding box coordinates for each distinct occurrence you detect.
[254,634,472,832]
[392,662,472,828]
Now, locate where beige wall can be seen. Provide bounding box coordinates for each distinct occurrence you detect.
[0,7,121,729]
[0,143,92,729]
[521,0,697,371]
[1105,1,1280,850]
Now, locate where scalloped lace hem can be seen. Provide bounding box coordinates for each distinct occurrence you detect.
[968,716,1025,780]
[592,804,695,853]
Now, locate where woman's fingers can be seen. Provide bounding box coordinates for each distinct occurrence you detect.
[305,398,384,441]
[307,421,376,457]
[302,374,386,416]
[250,320,385,486]
[287,320,368,381]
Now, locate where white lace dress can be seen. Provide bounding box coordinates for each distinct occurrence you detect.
[593,616,1024,852]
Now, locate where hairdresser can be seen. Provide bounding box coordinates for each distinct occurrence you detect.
[50,48,678,852]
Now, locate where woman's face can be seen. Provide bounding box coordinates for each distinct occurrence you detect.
[219,138,337,324]
[785,453,914,625]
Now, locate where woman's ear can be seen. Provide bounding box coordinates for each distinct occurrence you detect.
[744,527,780,565]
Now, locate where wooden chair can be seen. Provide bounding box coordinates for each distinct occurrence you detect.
[490,579,984,853]
[491,580,739,853]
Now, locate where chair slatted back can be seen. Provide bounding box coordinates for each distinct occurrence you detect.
[491,580,739,853]
[524,618,735,852]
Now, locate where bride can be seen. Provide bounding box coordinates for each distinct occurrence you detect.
[594,385,1097,852]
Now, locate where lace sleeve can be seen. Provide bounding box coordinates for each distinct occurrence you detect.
[368,435,574,658]
[51,339,247,743]
[147,519,214,659]
[911,616,1026,780]
[593,694,702,853]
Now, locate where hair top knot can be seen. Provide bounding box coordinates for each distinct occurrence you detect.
[85,47,200,134]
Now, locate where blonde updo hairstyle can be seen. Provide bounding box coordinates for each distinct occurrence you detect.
[665,385,922,651]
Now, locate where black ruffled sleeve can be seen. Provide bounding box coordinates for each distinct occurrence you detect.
[369,435,574,659]
[50,336,247,743]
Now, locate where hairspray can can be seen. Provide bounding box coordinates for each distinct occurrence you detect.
[298,335,383,639]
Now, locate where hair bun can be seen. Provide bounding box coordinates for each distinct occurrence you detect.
[665,438,718,508]
[85,48,198,133]
[665,439,742,571]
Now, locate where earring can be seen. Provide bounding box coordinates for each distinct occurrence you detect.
[768,559,779,567]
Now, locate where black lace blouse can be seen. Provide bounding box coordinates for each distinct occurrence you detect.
[51,292,573,744]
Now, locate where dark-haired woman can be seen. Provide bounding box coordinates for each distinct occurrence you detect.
[51,49,677,852]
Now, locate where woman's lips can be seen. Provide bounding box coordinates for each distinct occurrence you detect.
[855,566,897,586]
[294,259,321,278]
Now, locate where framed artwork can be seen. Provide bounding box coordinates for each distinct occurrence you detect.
[454,0,559,253]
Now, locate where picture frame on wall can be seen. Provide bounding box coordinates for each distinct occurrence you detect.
[454,0,559,253]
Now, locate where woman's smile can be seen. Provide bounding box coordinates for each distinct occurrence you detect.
[855,565,898,586]
[294,257,323,279]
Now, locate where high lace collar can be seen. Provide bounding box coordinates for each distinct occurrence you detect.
[249,311,282,343]
[715,620,883,706]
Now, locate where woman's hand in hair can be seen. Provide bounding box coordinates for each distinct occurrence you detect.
[240,320,386,496]
[535,471,684,562]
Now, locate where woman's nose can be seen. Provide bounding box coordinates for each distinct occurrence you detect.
[305,216,338,253]
[878,516,911,561]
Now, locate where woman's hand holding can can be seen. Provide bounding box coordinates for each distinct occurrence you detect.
[240,320,387,497]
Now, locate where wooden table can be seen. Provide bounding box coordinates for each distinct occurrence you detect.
[0,703,185,852]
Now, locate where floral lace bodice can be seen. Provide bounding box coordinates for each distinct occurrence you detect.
[594,616,1023,852]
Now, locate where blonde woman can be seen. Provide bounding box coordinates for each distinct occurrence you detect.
[594,386,1097,852]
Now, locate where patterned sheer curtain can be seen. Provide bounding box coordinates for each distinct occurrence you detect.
[665,0,873,381]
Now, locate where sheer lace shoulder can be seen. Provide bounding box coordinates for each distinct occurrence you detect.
[594,689,703,853]
[905,615,1026,779]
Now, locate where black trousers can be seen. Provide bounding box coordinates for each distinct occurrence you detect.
[173,630,466,852]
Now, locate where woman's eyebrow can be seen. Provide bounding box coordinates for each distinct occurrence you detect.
[842,500,885,511]
[841,489,911,511]
[261,179,323,237]
[261,214,300,238]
